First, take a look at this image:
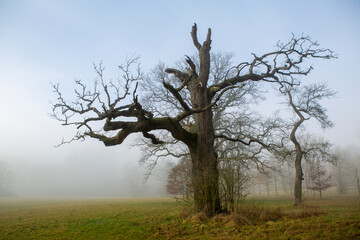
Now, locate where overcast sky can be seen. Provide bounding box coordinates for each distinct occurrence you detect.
[0,0,359,197]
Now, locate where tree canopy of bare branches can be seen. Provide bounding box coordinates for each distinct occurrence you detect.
[51,24,335,216]
[278,83,336,205]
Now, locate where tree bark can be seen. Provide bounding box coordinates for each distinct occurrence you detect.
[190,111,221,216]
[191,144,220,216]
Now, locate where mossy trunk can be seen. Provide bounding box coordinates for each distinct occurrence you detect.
[191,144,221,216]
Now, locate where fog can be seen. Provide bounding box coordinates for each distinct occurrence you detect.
[9,146,168,197]
[1,134,169,197]
[0,1,359,198]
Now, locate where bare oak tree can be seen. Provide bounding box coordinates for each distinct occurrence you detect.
[279,84,336,205]
[52,24,334,216]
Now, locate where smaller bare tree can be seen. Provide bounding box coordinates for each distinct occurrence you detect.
[307,158,332,199]
[166,157,192,200]
[279,83,336,205]
[219,159,250,212]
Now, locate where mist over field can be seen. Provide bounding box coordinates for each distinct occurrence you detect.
[2,140,170,197]
[10,154,167,198]
[0,0,359,200]
[0,2,360,239]
[0,123,169,197]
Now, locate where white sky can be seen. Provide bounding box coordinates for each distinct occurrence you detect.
[0,0,359,196]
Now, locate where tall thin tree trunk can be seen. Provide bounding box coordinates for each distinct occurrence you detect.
[288,90,305,206]
[274,171,278,196]
[287,162,293,195]
[258,182,261,195]
[337,165,345,194]
[294,151,303,205]
[305,161,311,195]
[355,168,360,198]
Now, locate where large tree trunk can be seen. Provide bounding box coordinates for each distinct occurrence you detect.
[190,134,221,216]
[190,85,221,216]
[187,24,221,217]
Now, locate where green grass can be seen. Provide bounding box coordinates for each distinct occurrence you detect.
[0,197,359,239]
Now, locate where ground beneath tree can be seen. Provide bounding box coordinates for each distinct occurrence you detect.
[0,197,359,239]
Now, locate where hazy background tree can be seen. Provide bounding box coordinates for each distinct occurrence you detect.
[331,148,350,194]
[307,157,332,199]
[166,157,192,200]
[333,147,360,197]
[0,160,12,197]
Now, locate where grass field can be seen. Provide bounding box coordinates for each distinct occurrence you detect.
[0,196,359,239]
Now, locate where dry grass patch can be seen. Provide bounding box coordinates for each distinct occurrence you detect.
[288,207,325,219]
[184,212,208,224]
[183,201,328,229]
